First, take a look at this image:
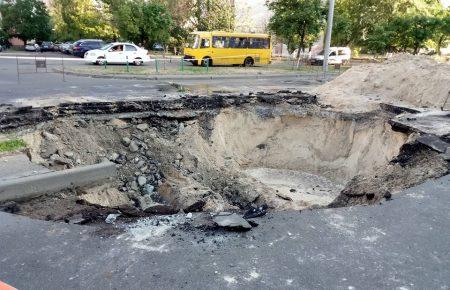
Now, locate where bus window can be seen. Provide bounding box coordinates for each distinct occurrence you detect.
[200,38,210,48]
[262,38,270,49]
[212,36,227,48]
[186,34,200,49]
[229,37,248,48]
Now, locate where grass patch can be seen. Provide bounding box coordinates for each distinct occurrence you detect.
[0,139,27,153]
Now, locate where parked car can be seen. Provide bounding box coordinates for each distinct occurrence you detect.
[84,42,150,66]
[53,42,62,52]
[152,43,164,52]
[25,43,40,52]
[60,42,72,54]
[40,41,55,52]
[310,47,351,65]
[71,39,106,57]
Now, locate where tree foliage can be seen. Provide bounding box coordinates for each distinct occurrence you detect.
[267,0,325,55]
[0,0,52,43]
[192,0,235,31]
[106,0,173,48]
[333,0,450,54]
[50,0,116,41]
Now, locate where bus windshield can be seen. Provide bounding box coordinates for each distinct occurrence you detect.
[186,34,200,49]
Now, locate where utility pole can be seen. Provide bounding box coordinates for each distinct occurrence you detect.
[323,0,335,75]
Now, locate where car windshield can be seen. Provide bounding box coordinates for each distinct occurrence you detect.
[100,44,114,51]
[185,34,200,49]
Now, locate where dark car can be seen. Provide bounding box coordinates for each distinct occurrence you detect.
[152,43,164,52]
[71,39,106,57]
[40,41,55,52]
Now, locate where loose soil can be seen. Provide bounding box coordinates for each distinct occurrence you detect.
[312,54,450,112]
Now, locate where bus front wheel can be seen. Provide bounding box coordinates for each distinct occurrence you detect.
[243,57,254,67]
[201,57,212,67]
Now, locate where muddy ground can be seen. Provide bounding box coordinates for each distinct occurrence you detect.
[1,91,448,226]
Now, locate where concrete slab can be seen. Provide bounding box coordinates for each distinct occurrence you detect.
[390,111,450,138]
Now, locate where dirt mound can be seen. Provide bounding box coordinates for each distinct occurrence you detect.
[313,54,450,111]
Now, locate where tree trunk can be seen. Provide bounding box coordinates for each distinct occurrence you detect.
[296,23,306,59]
[437,34,445,56]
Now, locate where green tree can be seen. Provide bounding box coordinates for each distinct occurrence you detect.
[50,0,117,41]
[192,0,235,31]
[0,29,8,46]
[267,0,325,56]
[107,0,173,48]
[331,5,352,46]
[0,0,52,43]
[433,11,450,54]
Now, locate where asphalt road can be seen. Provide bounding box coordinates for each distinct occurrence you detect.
[0,175,449,289]
[0,52,323,106]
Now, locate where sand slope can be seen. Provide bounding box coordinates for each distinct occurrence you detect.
[312,54,450,112]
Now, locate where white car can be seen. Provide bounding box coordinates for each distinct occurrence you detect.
[84,42,150,66]
[311,47,351,65]
[25,43,40,52]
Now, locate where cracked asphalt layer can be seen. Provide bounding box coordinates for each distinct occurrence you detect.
[0,175,449,289]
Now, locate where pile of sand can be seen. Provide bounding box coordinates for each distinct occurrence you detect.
[312,54,450,112]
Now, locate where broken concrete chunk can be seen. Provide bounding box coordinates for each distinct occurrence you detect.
[417,134,449,153]
[64,151,75,159]
[122,137,131,146]
[143,184,155,195]
[184,200,206,213]
[79,185,133,208]
[136,123,149,131]
[109,119,128,129]
[42,131,59,141]
[105,213,121,224]
[41,143,58,159]
[213,213,252,231]
[442,147,450,161]
[137,176,147,187]
[129,141,139,152]
[143,203,178,215]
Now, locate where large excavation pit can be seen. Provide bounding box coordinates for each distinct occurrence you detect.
[1,92,448,223]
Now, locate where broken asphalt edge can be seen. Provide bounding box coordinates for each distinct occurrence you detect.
[0,161,116,202]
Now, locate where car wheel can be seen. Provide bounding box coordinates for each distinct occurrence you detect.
[134,59,143,66]
[96,57,106,65]
[243,57,254,67]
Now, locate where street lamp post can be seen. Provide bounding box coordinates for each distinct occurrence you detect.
[323,0,335,75]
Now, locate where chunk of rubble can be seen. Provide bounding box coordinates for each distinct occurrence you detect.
[136,123,149,131]
[105,213,121,224]
[213,213,252,231]
[143,203,178,215]
[108,119,128,129]
[78,185,133,208]
[243,204,268,219]
[184,200,206,213]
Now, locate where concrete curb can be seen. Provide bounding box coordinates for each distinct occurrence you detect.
[54,68,332,81]
[0,162,116,202]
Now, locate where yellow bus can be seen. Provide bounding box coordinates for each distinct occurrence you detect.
[183,31,272,67]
